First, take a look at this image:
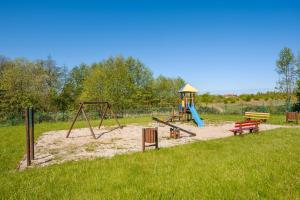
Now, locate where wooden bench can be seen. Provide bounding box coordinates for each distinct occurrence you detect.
[229,120,260,136]
[244,112,270,122]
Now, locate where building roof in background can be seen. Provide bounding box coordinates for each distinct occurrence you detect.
[178,84,198,93]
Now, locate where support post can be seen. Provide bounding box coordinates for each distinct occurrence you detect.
[25,108,31,166]
[66,103,83,138]
[98,103,108,129]
[142,128,145,152]
[155,127,158,149]
[67,102,122,139]
[29,107,34,160]
[81,107,96,139]
[109,104,121,129]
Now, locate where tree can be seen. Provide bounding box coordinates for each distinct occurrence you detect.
[275,47,296,111]
[292,80,300,111]
[152,75,185,107]
[199,93,213,107]
[81,56,157,111]
[0,56,67,119]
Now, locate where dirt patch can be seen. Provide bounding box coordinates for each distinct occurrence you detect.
[19,122,282,170]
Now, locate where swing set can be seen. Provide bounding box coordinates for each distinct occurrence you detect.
[66,101,122,139]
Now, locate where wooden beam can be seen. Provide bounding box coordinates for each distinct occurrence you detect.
[66,103,83,138]
[67,101,122,139]
[98,104,108,129]
[81,107,96,139]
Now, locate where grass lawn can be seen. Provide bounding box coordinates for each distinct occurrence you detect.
[0,114,299,199]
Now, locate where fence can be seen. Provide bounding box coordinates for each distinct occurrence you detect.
[0,103,288,127]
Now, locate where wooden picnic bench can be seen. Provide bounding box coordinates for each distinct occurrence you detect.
[229,120,260,136]
[244,112,270,122]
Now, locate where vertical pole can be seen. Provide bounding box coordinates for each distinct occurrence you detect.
[25,108,31,166]
[142,128,145,152]
[109,103,121,129]
[155,127,158,149]
[98,104,108,129]
[66,103,83,138]
[81,107,96,139]
[29,107,34,160]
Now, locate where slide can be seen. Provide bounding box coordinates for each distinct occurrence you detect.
[188,104,204,127]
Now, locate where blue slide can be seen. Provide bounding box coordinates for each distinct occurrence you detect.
[188,104,204,127]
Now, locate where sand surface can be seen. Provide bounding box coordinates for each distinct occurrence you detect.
[19,122,283,170]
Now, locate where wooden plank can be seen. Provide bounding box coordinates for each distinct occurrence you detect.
[82,101,109,105]
[245,112,270,117]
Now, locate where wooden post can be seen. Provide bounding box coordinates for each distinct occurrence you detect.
[67,102,122,139]
[66,103,83,138]
[29,107,34,160]
[109,104,122,129]
[81,107,96,139]
[155,127,158,149]
[142,128,145,152]
[98,103,108,129]
[25,108,31,166]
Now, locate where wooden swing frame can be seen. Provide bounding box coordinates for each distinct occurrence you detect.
[66,101,122,139]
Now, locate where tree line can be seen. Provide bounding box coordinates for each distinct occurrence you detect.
[1,47,300,122]
[0,55,185,120]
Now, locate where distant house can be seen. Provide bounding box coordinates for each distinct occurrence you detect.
[223,94,238,98]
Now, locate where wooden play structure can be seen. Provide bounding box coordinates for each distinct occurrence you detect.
[168,83,203,127]
[66,101,122,139]
[229,120,260,136]
[286,112,299,124]
[244,112,270,122]
[142,127,159,151]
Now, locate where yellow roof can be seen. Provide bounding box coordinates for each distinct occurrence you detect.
[178,84,198,93]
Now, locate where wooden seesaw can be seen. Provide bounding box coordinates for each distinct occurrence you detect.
[152,117,196,136]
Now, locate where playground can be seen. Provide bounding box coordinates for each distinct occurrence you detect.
[18,83,297,170]
[18,122,283,170]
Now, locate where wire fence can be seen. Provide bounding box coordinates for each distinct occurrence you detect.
[0,103,287,127]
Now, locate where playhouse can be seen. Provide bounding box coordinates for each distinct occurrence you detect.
[169,83,204,127]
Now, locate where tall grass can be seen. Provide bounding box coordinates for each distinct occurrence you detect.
[0,128,299,199]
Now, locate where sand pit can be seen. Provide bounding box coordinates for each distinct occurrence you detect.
[19,122,282,170]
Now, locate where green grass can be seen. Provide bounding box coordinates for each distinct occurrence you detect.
[1,114,299,199]
[0,116,151,172]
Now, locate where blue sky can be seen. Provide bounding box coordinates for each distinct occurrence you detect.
[1,0,299,94]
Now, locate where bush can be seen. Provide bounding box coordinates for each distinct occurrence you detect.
[292,103,300,112]
[241,105,285,114]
